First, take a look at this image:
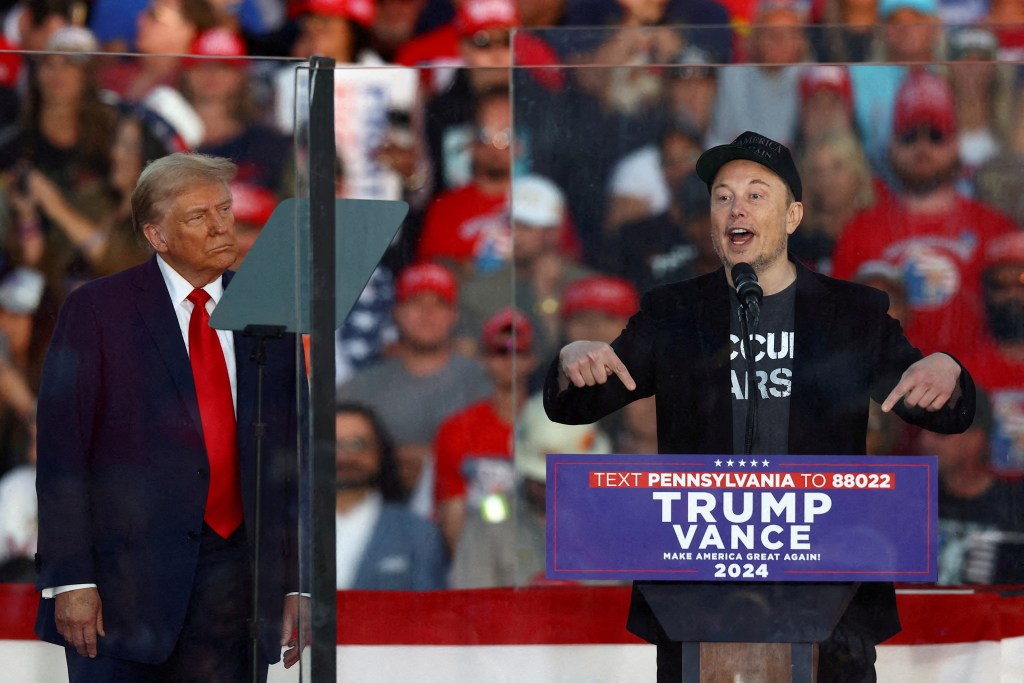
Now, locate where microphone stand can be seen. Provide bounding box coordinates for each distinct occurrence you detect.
[738,300,760,456]
[244,323,286,683]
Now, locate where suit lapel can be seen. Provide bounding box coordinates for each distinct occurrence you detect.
[695,270,734,454]
[790,261,835,455]
[132,257,204,436]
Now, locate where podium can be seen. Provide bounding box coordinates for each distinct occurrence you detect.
[638,582,857,682]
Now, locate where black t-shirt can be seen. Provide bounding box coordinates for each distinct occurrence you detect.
[731,281,796,456]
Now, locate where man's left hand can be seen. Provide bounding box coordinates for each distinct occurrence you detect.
[281,594,310,669]
[881,353,961,413]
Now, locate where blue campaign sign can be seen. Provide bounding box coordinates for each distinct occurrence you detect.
[546,454,938,583]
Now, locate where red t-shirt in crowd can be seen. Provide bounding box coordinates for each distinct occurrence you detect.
[960,342,1024,474]
[433,400,513,504]
[416,183,509,268]
[831,194,1016,359]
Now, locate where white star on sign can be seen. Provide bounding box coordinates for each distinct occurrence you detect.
[726,459,734,467]
[714,459,722,467]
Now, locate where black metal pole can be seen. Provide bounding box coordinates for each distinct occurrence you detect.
[245,324,284,683]
[307,54,337,682]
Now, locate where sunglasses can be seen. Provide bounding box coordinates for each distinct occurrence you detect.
[476,126,512,150]
[467,30,511,50]
[897,127,949,146]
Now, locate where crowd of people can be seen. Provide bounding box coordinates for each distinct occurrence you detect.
[0,0,1022,591]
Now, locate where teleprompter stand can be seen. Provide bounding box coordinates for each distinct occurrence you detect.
[638,582,858,683]
[210,194,407,682]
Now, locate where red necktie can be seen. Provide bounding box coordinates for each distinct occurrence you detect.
[187,288,243,538]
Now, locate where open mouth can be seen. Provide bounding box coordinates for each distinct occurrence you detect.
[728,228,754,247]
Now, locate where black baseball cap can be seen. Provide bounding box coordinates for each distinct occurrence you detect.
[696,131,803,201]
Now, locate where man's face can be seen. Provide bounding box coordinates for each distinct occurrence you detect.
[668,71,717,132]
[709,159,801,276]
[300,14,353,62]
[393,293,457,351]
[889,125,959,194]
[749,12,808,65]
[483,334,537,388]
[461,27,512,90]
[617,0,669,25]
[143,180,238,287]
[660,132,700,190]
[137,0,198,55]
[335,411,381,491]
[472,96,513,183]
[565,311,629,345]
[883,9,938,62]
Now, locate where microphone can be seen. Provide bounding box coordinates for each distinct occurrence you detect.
[731,263,763,310]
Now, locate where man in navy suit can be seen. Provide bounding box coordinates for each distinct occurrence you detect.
[545,131,976,681]
[34,153,303,681]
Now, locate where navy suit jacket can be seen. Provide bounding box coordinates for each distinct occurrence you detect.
[35,256,302,665]
[544,258,976,645]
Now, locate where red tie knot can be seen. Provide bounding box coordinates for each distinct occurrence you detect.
[188,288,212,309]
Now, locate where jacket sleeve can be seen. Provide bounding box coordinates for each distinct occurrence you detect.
[35,288,101,590]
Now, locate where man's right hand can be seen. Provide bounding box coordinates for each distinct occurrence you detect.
[558,341,636,392]
[55,587,105,658]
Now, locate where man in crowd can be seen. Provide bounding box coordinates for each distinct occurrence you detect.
[544,131,976,680]
[832,71,1017,360]
[336,262,491,517]
[35,153,303,680]
[434,307,536,552]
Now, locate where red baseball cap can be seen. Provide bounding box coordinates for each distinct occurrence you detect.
[455,0,518,35]
[984,233,1024,270]
[561,276,640,320]
[482,307,533,353]
[229,182,277,226]
[291,0,375,27]
[187,28,248,68]
[799,65,852,111]
[893,72,956,137]
[395,263,457,305]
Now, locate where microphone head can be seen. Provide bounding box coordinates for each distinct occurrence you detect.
[731,262,763,307]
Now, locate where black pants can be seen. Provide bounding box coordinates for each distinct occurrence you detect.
[656,621,878,683]
[66,524,267,683]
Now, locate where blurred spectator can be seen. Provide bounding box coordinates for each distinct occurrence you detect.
[458,173,591,361]
[790,129,876,274]
[336,263,491,518]
[397,0,563,106]
[416,87,512,275]
[560,274,639,346]
[0,413,35,582]
[921,388,1024,585]
[97,0,218,102]
[450,391,611,588]
[370,0,429,60]
[275,0,425,203]
[181,27,293,195]
[88,0,283,52]
[832,72,1018,359]
[975,87,1024,229]
[936,0,989,25]
[414,0,518,190]
[609,172,708,293]
[984,0,1024,61]
[816,0,880,63]
[335,402,448,590]
[434,308,537,552]
[848,0,943,181]
[15,27,119,290]
[960,234,1024,474]
[705,0,811,148]
[12,86,203,285]
[604,119,703,237]
[0,266,44,478]
[796,65,859,146]
[946,26,1015,190]
[855,261,917,456]
[227,180,276,268]
[560,0,732,66]
[4,0,75,53]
